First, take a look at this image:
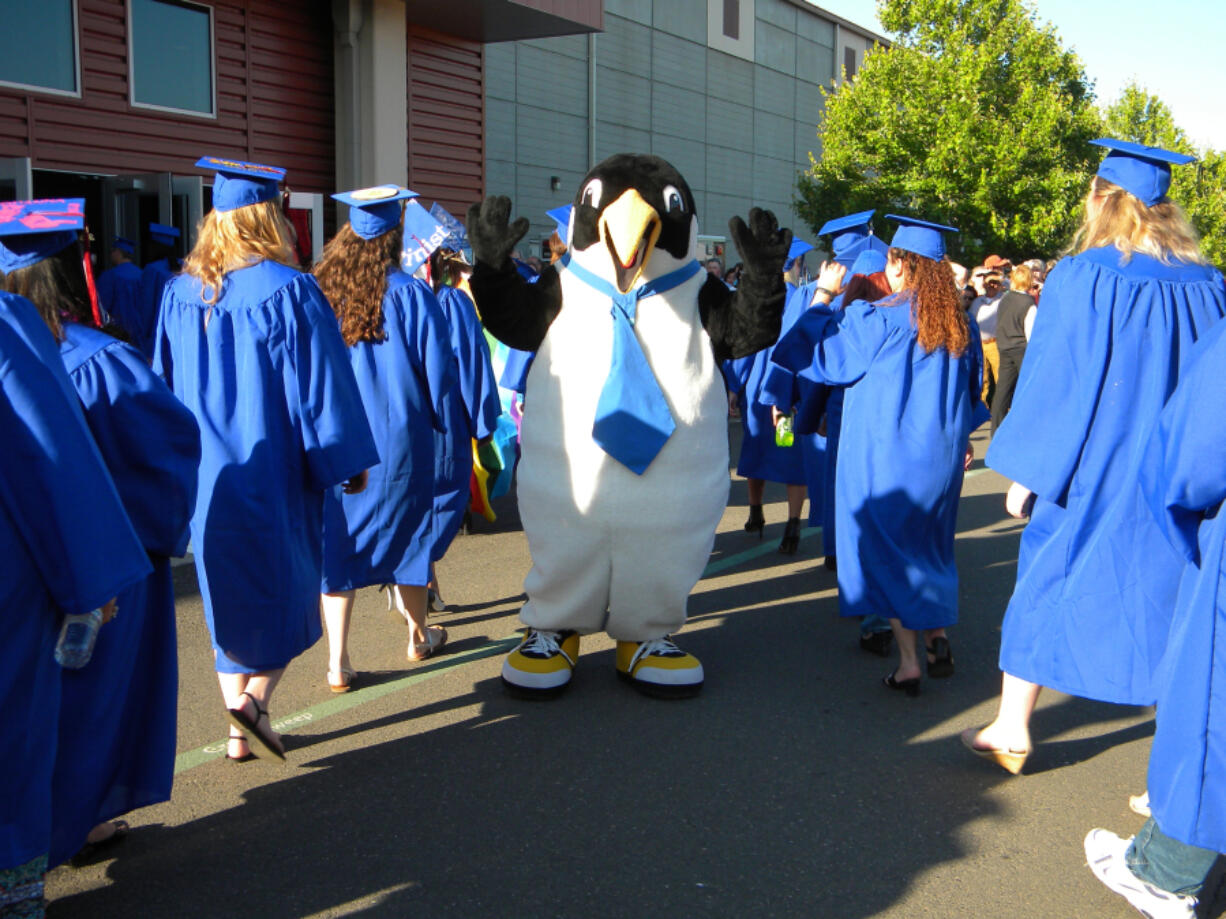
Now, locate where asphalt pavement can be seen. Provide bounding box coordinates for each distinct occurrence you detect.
[44,424,1225,918]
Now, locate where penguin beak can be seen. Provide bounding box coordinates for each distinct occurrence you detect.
[599,189,661,293]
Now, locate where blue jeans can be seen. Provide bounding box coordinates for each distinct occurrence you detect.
[1127,817,1220,898]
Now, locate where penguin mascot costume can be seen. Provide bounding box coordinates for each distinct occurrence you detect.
[467,153,790,698]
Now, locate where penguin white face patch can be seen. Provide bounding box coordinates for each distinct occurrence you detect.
[580,179,603,210]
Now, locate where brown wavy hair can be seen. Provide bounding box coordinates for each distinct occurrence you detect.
[182,199,298,306]
[841,270,891,304]
[889,248,969,357]
[428,247,469,294]
[1068,176,1207,265]
[313,223,403,346]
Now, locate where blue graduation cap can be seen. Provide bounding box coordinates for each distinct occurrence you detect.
[113,236,135,255]
[886,214,958,261]
[332,185,418,240]
[149,223,180,247]
[845,235,890,276]
[429,202,468,250]
[400,199,450,275]
[784,237,814,272]
[1090,138,1196,207]
[195,155,286,212]
[818,209,876,257]
[0,198,85,273]
[547,204,573,244]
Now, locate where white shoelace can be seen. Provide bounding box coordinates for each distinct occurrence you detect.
[520,629,575,666]
[628,636,684,671]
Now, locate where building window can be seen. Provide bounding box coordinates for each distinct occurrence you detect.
[0,0,80,96]
[723,0,740,39]
[844,47,858,79]
[129,0,215,117]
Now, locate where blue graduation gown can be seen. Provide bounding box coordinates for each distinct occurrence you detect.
[322,273,456,591]
[987,248,1226,704]
[1140,317,1226,853]
[49,323,200,867]
[155,261,378,674]
[136,259,176,361]
[725,282,812,488]
[771,295,986,630]
[96,262,143,342]
[499,346,535,394]
[432,285,501,560]
[0,292,149,872]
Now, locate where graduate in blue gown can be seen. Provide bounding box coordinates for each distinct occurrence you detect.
[727,237,817,555]
[94,236,142,336]
[0,274,149,914]
[0,205,201,863]
[771,215,987,695]
[155,157,378,761]
[135,223,180,361]
[964,140,1226,772]
[316,186,457,687]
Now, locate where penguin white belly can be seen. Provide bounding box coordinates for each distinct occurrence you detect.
[516,269,730,640]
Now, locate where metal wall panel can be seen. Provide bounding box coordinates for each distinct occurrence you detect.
[753,109,794,161]
[651,0,706,43]
[754,21,796,75]
[515,104,588,173]
[485,44,517,101]
[704,97,754,152]
[596,120,651,161]
[650,82,705,143]
[756,0,798,31]
[707,144,753,194]
[754,67,794,117]
[599,68,653,131]
[707,50,754,108]
[485,97,518,161]
[651,31,706,95]
[599,14,653,76]
[604,0,652,25]
[515,43,588,114]
[651,133,706,189]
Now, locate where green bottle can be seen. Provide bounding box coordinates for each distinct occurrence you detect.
[775,413,794,447]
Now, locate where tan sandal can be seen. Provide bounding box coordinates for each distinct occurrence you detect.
[408,626,448,662]
[960,727,1029,775]
[327,667,356,693]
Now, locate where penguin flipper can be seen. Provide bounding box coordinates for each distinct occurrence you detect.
[699,208,791,361]
[466,196,563,351]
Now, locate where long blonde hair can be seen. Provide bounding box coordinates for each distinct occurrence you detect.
[182,199,298,304]
[1068,176,1206,265]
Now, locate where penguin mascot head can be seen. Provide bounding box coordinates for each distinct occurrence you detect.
[565,154,698,294]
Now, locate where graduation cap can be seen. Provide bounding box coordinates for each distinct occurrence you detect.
[818,209,876,258]
[113,236,135,255]
[1090,138,1197,207]
[400,199,450,275]
[195,155,286,212]
[845,235,890,276]
[149,223,180,247]
[332,185,417,240]
[886,214,958,262]
[784,237,814,271]
[0,199,85,273]
[429,202,469,251]
[547,204,573,244]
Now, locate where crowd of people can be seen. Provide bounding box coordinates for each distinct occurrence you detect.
[2,135,1225,918]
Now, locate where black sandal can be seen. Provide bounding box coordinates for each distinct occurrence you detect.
[882,670,921,697]
[226,692,286,762]
[926,637,955,678]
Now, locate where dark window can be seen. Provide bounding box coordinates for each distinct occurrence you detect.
[844,47,857,78]
[0,0,78,95]
[723,0,740,39]
[130,0,214,116]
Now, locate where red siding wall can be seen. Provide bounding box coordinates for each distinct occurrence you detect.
[0,0,334,193]
[407,26,484,217]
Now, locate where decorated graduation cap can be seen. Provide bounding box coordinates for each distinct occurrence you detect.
[0,198,85,273]
[547,204,573,245]
[1090,138,1197,207]
[886,214,959,261]
[196,155,287,212]
[149,223,180,247]
[784,237,814,272]
[113,236,135,255]
[333,185,417,240]
[429,201,468,251]
[401,198,450,275]
[818,209,876,261]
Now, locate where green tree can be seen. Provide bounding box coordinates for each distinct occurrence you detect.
[1102,82,1226,266]
[796,0,1102,262]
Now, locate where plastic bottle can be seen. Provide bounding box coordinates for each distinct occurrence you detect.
[54,609,103,669]
[775,413,795,448]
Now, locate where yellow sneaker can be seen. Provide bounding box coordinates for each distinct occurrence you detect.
[615,636,704,698]
[501,629,580,696]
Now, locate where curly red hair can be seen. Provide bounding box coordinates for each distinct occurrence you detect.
[888,249,969,357]
[313,223,403,346]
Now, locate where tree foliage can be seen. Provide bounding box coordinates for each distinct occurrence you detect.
[1103,83,1226,267]
[796,0,1102,262]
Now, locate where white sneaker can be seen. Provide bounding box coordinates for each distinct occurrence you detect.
[1084,828,1198,918]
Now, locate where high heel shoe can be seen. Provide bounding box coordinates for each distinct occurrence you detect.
[882,670,921,697]
[778,516,801,554]
[744,505,765,538]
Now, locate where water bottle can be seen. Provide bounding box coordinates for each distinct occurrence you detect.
[54,609,103,669]
[775,413,795,448]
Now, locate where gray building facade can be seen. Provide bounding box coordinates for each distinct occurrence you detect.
[484,0,885,264]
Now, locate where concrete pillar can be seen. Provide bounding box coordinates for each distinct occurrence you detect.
[333,0,408,199]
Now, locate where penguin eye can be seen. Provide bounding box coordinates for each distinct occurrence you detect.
[580,179,603,209]
[662,185,686,215]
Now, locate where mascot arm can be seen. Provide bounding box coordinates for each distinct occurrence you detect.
[466,196,563,352]
[699,208,791,362]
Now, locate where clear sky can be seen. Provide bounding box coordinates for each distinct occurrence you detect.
[809,0,1226,152]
